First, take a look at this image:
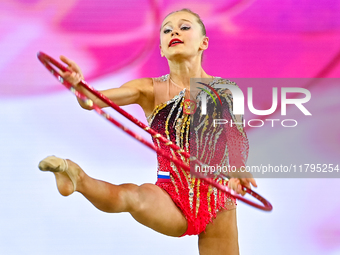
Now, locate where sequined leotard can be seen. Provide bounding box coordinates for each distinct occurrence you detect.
[146,74,249,236]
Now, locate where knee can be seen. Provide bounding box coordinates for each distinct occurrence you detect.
[125,183,158,213]
[118,183,146,213]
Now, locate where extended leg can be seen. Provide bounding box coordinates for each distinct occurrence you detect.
[39,156,188,237]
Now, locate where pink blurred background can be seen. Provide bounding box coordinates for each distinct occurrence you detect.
[0,0,339,254]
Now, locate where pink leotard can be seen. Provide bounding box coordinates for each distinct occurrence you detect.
[146,74,249,236]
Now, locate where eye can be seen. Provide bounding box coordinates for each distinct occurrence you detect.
[163,28,172,34]
[181,26,190,31]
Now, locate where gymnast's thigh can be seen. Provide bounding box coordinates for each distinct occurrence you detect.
[129,183,188,237]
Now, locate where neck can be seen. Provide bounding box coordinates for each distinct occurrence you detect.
[167,57,212,89]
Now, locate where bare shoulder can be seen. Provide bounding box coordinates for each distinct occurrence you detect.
[122,77,154,97]
[121,77,155,116]
[121,77,153,89]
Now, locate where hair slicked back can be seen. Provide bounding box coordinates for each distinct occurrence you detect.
[162,8,207,63]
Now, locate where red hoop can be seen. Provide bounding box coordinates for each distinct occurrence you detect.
[37,51,273,212]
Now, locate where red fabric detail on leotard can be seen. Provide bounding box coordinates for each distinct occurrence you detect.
[146,75,248,236]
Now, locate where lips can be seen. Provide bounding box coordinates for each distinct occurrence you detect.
[169,38,183,47]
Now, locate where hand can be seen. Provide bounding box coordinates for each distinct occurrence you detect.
[59,55,84,87]
[228,177,257,196]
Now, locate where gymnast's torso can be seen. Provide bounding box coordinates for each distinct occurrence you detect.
[145,74,249,236]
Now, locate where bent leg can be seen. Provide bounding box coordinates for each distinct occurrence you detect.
[198,209,239,255]
[40,157,188,237]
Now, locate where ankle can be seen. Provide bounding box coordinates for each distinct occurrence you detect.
[73,165,87,192]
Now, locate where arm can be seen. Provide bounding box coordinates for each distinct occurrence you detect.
[90,78,154,110]
[59,55,153,111]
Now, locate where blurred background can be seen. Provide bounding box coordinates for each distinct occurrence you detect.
[0,0,339,254]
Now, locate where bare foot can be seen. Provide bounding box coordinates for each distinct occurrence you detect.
[39,156,80,196]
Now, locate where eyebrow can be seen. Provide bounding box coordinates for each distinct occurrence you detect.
[161,19,192,30]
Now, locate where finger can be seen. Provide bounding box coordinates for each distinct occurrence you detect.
[228,179,234,189]
[229,179,246,196]
[59,72,79,85]
[250,178,258,188]
[239,178,251,190]
[245,178,257,188]
[60,71,72,78]
[60,55,73,66]
[228,178,237,190]
[228,179,233,189]
[77,73,83,81]
[237,184,246,196]
[71,73,81,83]
[241,178,257,189]
[60,55,84,78]
[75,74,82,84]
[60,55,78,72]
[69,72,76,80]
[228,178,239,191]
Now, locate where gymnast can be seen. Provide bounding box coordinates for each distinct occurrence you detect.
[39,8,257,255]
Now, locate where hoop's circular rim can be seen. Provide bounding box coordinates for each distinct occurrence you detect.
[37,51,273,212]
[193,171,273,211]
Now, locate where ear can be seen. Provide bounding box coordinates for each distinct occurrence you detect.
[159,45,164,57]
[199,36,209,50]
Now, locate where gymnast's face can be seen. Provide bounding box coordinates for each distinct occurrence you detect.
[160,11,208,62]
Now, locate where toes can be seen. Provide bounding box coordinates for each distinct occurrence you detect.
[38,156,67,172]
